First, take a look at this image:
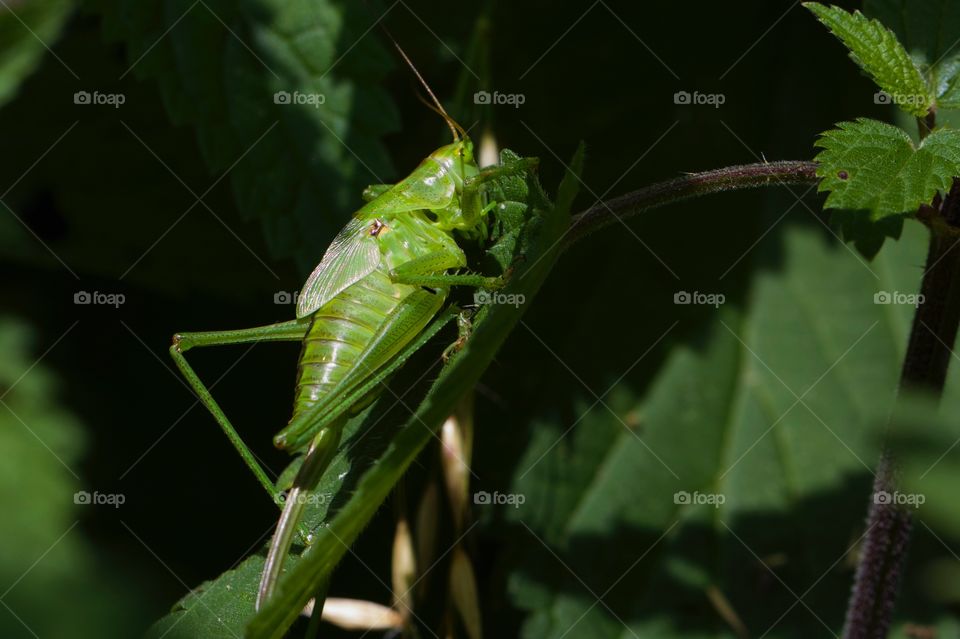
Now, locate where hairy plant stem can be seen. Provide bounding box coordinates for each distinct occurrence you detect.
[840,104,960,638]
[843,455,913,639]
[565,160,819,247]
[843,181,960,639]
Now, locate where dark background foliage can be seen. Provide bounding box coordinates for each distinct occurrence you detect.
[3,0,958,637]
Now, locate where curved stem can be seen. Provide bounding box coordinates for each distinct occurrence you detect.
[564,160,819,248]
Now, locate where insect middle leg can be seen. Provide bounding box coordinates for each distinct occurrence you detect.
[170,319,309,507]
[390,251,505,290]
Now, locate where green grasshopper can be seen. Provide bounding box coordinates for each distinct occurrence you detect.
[169,60,535,608]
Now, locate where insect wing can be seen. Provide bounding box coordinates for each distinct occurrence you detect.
[296,217,381,318]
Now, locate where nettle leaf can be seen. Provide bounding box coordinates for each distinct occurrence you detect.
[94,0,398,270]
[0,0,73,108]
[506,220,949,638]
[145,555,282,639]
[805,3,934,117]
[814,118,960,220]
[864,0,960,109]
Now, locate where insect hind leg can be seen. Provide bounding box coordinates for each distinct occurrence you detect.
[169,319,308,510]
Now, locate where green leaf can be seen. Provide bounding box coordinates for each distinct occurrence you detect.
[864,0,960,109]
[805,3,934,117]
[0,0,73,108]
[506,219,935,638]
[145,555,282,639]
[93,0,398,270]
[245,146,584,638]
[814,118,960,219]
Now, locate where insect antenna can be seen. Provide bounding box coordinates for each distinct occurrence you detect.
[380,25,466,140]
[413,90,460,127]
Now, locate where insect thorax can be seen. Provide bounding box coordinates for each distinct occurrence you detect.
[375,211,466,272]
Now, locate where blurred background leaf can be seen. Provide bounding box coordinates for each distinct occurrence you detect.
[93,0,399,271]
[0,316,148,638]
[502,218,955,638]
[0,0,74,108]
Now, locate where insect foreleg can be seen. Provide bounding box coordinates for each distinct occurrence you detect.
[170,319,309,506]
[466,157,540,189]
[456,157,540,235]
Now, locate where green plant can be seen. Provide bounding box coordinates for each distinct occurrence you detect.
[4,1,960,638]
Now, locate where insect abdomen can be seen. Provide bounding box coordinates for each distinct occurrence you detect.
[291,266,407,419]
